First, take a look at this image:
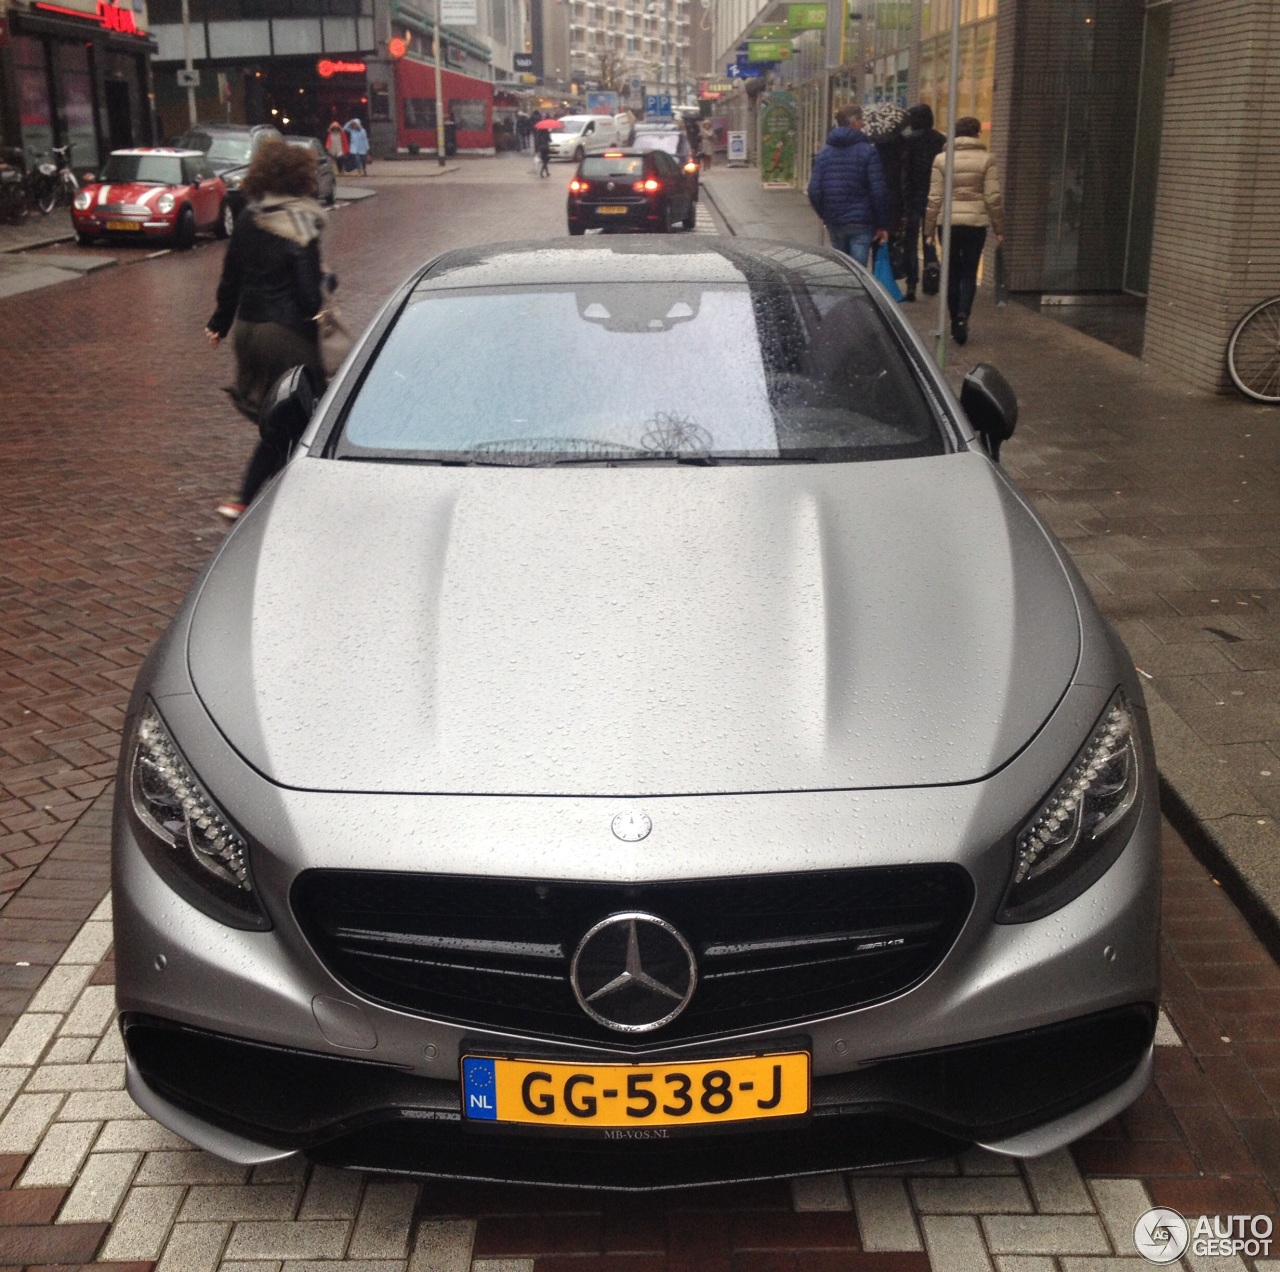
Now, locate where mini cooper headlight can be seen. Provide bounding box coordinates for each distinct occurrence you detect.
[73,189,94,211]
[999,691,1141,923]
[224,173,242,190]
[157,193,176,214]
[128,701,268,929]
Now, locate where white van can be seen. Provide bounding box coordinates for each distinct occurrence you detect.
[546,115,622,162]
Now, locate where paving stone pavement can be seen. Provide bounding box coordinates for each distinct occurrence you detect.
[2,154,1280,1269]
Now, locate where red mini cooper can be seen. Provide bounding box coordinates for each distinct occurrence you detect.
[72,148,230,248]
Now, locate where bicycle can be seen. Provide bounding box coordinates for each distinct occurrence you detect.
[1227,295,1280,403]
[28,143,79,215]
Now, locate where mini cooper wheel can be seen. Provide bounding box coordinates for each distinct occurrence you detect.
[174,206,196,250]
[214,200,234,239]
[74,229,96,247]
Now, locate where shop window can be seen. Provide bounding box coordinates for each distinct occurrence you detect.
[403,97,436,129]
[15,36,55,161]
[449,99,486,131]
[58,44,99,163]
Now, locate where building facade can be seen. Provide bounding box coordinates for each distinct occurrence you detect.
[0,0,157,168]
[707,0,1280,394]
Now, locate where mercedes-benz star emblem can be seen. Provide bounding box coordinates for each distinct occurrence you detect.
[611,810,651,841]
[570,911,697,1032]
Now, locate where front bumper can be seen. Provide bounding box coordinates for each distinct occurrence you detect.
[122,1006,1155,1188]
[73,213,176,238]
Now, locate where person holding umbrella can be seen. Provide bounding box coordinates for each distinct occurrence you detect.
[533,116,557,177]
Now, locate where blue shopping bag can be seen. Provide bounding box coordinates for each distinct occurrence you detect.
[873,244,904,302]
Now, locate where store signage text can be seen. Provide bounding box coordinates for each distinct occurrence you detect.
[317,59,367,76]
[34,0,143,35]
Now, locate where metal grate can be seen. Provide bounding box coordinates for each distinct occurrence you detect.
[291,867,974,1048]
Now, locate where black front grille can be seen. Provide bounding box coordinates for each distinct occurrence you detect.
[291,867,974,1048]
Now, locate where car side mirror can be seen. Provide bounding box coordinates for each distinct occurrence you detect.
[259,365,318,449]
[960,362,1018,464]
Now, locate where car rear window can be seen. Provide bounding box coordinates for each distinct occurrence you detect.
[335,275,945,465]
[181,132,253,166]
[581,156,644,178]
[100,155,184,185]
[632,134,680,156]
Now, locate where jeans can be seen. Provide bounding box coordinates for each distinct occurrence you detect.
[828,222,874,267]
[903,203,937,292]
[946,225,987,322]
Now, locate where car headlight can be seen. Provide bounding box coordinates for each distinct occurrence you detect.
[157,193,175,214]
[127,700,269,930]
[998,691,1141,923]
[224,173,242,190]
[73,189,94,211]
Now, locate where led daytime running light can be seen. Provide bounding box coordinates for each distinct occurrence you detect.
[133,705,251,892]
[1014,697,1136,887]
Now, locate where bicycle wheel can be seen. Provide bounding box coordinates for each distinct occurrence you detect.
[1227,296,1280,403]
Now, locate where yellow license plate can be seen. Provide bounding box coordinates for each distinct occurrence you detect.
[461,1052,809,1129]
[597,206,629,215]
[106,220,142,231]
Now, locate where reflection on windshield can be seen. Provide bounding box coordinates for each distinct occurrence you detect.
[185,134,252,165]
[554,120,586,134]
[338,281,943,465]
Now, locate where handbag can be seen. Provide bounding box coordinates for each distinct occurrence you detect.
[873,244,904,302]
[994,243,1009,307]
[922,259,941,296]
[315,304,354,377]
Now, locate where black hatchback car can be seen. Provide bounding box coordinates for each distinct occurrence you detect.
[567,148,696,235]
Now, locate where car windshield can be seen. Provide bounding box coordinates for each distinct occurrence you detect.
[632,134,680,156]
[337,266,944,465]
[182,133,252,166]
[100,155,183,184]
[581,156,644,178]
[555,120,586,134]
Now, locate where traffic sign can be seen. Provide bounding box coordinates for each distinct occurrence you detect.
[645,93,673,117]
[630,76,641,90]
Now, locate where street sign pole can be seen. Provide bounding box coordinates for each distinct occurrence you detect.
[181,0,196,125]
[433,0,446,167]
[935,0,960,369]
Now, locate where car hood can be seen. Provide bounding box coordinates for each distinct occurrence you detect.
[187,454,1080,795]
[84,181,180,206]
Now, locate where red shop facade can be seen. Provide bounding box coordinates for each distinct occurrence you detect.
[395,55,493,155]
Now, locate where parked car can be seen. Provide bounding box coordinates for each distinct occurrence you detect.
[567,148,697,234]
[176,122,283,225]
[630,128,701,200]
[545,114,623,161]
[286,136,337,206]
[71,148,228,248]
[114,238,1159,1190]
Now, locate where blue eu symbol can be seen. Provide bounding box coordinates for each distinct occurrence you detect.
[462,1058,497,1120]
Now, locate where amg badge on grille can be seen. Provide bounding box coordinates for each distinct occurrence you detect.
[570,912,696,1031]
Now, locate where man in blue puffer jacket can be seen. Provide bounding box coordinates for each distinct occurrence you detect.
[807,105,890,266]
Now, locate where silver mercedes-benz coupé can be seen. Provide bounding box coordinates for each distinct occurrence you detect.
[113,239,1159,1189]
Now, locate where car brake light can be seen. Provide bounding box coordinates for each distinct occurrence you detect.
[569,179,586,192]
[634,178,661,192]
[683,161,699,173]
[604,150,624,157]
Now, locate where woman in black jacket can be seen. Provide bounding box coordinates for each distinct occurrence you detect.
[205,139,328,519]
